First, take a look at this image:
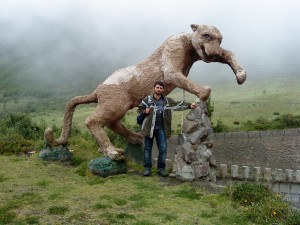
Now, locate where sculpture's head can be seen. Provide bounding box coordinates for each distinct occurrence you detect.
[191,24,223,63]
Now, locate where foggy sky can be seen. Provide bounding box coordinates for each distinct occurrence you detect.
[0,0,300,87]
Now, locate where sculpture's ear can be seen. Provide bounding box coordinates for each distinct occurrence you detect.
[191,24,199,32]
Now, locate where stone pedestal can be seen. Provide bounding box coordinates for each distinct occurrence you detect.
[39,145,72,161]
[89,156,127,177]
[172,101,216,182]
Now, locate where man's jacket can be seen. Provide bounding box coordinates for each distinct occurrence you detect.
[137,95,192,138]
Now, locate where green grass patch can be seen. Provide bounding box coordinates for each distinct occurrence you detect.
[153,212,178,222]
[36,180,51,187]
[0,174,8,183]
[48,206,69,215]
[0,209,16,224]
[24,215,40,224]
[68,212,89,223]
[0,155,299,224]
[113,198,128,206]
[92,202,110,209]
[173,184,204,200]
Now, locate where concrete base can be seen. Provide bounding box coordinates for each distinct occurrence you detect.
[125,143,144,165]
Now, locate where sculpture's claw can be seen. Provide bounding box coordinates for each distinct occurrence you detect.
[98,146,125,161]
[236,69,247,85]
[199,86,211,102]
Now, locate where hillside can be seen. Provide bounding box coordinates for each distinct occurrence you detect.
[177,74,300,130]
[0,55,299,131]
[18,74,299,133]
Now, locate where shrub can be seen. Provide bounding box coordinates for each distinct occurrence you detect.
[242,114,300,131]
[225,182,273,206]
[206,97,214,120]
[0,114,42,155]
[0,133,36,155]
[0,113,41,139]
[213,119,229,133]
[224,182,300,224]
[274,113,300,128]
[286,211,300,225]
[242,118,271,131]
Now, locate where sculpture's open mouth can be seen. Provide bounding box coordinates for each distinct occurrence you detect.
[200,46,215,63]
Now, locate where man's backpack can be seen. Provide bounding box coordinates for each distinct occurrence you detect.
[136,114,145,125]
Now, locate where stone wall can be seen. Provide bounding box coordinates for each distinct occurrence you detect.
[136,128,300,170]
[212,128,300,170]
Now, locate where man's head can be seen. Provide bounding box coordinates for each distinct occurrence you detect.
[153,80,164,96]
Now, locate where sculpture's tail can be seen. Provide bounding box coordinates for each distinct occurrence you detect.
[44,92,98,146]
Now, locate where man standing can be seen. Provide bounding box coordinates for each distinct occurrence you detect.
[138,81,196,177]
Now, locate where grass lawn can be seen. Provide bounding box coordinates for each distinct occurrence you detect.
[0,155,255,225]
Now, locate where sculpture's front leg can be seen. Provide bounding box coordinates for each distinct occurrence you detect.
[164,71,211,101]
[215,48,247,85]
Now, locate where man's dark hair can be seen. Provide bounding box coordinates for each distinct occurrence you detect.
[153,80,165,88]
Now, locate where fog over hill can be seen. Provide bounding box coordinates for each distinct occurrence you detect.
[0,0,300,98]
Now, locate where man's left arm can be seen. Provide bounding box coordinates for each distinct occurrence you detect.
[167,97,196,111]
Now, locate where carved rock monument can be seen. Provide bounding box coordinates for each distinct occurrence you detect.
[172,101,217,182]
[44,24,247,162]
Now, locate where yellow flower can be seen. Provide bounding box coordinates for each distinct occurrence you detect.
[272,211,276,216]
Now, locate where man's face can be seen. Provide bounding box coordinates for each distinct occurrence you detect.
[154,84,164,95]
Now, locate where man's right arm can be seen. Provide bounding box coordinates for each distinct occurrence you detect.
[137,97,149,115]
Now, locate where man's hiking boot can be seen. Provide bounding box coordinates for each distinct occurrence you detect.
[157,169,168,177]
[143,168,151,176]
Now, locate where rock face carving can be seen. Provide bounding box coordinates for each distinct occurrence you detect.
[44,24,247,160]
[172,101,217,182]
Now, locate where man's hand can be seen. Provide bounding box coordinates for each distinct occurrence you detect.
[190,102,197,109]
[145,107,151,114]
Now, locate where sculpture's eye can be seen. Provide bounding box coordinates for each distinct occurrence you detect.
[202,34,212,40]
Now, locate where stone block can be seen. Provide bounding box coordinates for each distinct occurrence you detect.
[263,168,272,181]
[271,182,280,193]
[178,165,195,181]
[231,165,238,178]
[289,194,300,205]
[286,169,293,182]
[279,183,291,193]
[290,184,300,194]
[242,166,249,179]
[295,170,300,182]
[274,168,283,181]
[253,167,261,181]
[220,164,227,179]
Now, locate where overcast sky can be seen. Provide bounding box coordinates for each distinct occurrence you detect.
[0,0,300,85]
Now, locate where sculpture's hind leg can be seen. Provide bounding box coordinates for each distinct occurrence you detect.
[107,120,143,145]
[85,104,126,160]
